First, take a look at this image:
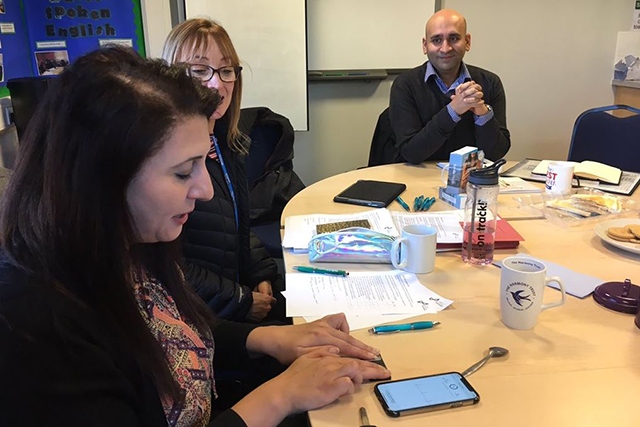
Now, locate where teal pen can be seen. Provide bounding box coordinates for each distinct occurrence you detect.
[293,266,349,277]
[414,195,424,211]
[420,196,435,211]
[426,197,436,210]
[368,321,440,334]
[396,196,411,211]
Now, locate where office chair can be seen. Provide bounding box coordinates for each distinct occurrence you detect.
[240,107,305,259]
[567,104,640,173]
[7,76,56,141]
[367,107,403,167]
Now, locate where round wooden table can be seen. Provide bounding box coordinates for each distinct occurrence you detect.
[282,163,640,427]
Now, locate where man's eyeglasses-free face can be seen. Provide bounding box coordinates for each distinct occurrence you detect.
[188,64,242,83]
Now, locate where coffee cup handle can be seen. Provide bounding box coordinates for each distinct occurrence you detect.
[540,275,566,311]
[440,165,449,186]
[391,238,407,269]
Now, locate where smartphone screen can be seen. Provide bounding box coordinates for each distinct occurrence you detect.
[374,372,479,417]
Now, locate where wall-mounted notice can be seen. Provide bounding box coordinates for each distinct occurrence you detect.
[633,1,640,30]
[0,0,32,96]
[22,0,145,77]
[0,0,146,97]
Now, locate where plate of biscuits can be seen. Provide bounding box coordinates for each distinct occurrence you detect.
[594,219,640,255]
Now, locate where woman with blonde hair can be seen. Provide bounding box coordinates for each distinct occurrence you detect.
[163,19,286,324]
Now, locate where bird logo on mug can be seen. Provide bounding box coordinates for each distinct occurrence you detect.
[505,282,536,311]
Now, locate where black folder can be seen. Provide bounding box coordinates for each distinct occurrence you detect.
[333,180,406,208]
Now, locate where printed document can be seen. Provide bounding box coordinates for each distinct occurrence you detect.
[284,270,453,317]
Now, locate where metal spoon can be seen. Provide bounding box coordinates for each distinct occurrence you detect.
[461,346,509,377]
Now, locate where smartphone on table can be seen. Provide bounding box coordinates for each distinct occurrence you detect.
[374,372,479,417]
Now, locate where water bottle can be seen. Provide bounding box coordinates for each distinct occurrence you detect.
[462,159,506,265]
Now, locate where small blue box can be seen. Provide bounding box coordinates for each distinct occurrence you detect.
[439,186,467,209]
[446,146,480,191]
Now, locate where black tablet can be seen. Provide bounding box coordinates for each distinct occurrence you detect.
[333,180,406,208]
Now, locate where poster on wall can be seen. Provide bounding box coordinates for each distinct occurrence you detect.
[0,0,145,97]
[0,0,33,96]
[22,0,145,77]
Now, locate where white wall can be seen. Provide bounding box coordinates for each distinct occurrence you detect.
[140,0,172,58]
[142,0,634,186]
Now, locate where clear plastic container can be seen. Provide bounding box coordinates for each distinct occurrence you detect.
[462,159,506,265]
[512,188,639,228]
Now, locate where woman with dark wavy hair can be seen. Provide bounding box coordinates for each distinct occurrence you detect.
[0,46,388,427]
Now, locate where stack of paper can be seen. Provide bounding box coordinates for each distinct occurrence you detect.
[283,270,453,330]
[282,208,524,252]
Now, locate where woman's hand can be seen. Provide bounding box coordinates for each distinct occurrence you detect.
[246,313,380,364]
[246,292,276,322]
[255,281,273,297]
[231,349,391,427]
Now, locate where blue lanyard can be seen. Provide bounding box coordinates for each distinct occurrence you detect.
[211,135,239,232]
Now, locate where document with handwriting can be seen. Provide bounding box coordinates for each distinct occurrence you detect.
[284,271,453,317]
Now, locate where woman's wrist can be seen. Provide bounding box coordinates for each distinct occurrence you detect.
[245,325,282,356]
[231,378,292,427]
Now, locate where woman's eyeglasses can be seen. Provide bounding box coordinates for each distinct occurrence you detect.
[188,64,242,83]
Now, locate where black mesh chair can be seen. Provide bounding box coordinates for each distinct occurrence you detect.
[567,104,640,172]
[7,76,56,141]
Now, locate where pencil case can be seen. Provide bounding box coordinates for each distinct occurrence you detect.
[308,227,394,263]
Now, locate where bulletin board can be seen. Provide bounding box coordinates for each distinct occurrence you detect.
[0,0,146,97]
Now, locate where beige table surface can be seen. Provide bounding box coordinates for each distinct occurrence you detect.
[281,163,640,427]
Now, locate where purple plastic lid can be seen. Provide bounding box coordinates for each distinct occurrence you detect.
[592,279,640,314]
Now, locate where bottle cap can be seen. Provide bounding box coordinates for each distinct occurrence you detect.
[592,278,640,314]
[469,158,507,186]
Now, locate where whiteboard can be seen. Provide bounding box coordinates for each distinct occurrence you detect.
[307,0,435,70]
[185,1,308,130]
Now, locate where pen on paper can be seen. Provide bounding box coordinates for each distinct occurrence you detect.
[368,321,441,334]
[293,265,349,277]
[396,196,411,211]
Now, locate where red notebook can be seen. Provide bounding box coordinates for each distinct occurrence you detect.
[436,218,524,251]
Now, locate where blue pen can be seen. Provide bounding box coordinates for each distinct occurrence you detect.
[414,195,424,211]
[418,197,432,211]
[396,196,411,212]
[368,321,440,334]
[421,197,436,211]
[293,266,349,276]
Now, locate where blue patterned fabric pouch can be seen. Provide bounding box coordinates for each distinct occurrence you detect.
[308,227,394,263]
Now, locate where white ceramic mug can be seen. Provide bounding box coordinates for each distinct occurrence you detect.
[545,161,575,195]
[500,256,566,330]
[391,225,437,274]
